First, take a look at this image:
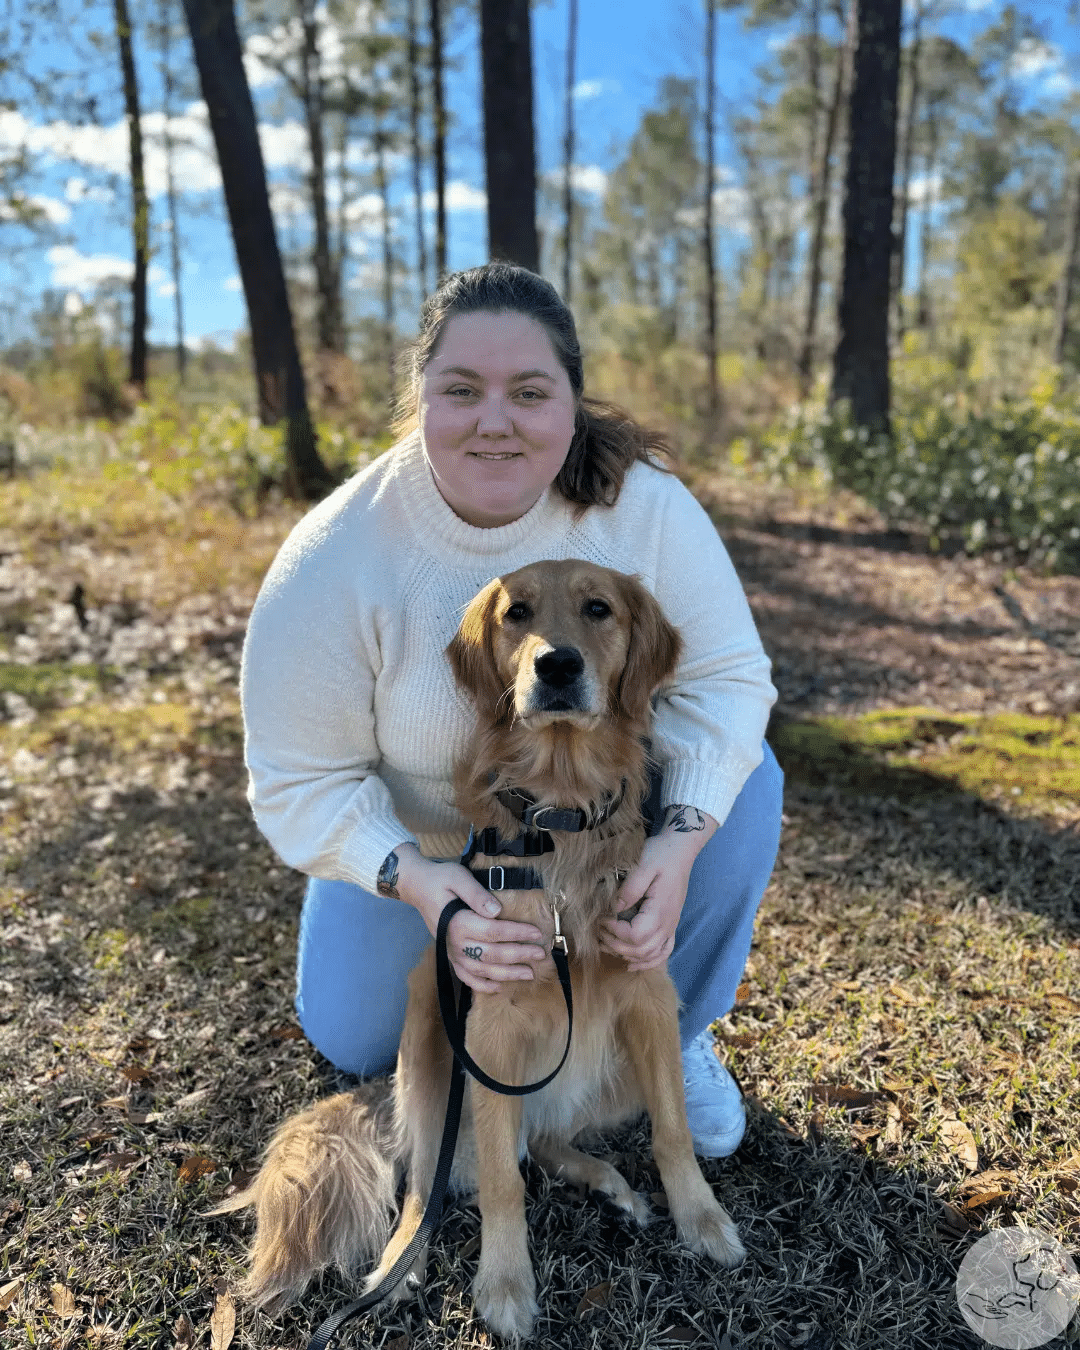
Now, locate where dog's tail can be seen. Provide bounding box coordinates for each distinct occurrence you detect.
[206,1081,403,1314]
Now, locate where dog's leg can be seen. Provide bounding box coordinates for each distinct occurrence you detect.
[469,1001,539,1342]
[618,973,745,1267]
[529,1134,651,1226]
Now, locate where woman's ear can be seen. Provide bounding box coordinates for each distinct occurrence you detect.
[445,578,506,712]
[615,575,683,721]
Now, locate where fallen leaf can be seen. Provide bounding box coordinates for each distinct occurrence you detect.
[178,1155,216,1183]
[98,1097,130,1113]
[174,1313,195,1347]
[51,1283,77,1318]
[957,1169,1016,1195]
[12,1160,31,1184]
[384,1335,410,1350]
[91,1152,141,1174]
[175,1088,212,1110]
[650,1190,669,1211]
[1045,993,1080,1016]
[268,1024,305,1041]
[881,1078,912,1093]
[886,984,917,1005]
[121,1064,153,1084]
[209,1288,235,1350]
[720,1031,759,1049]
[963,1189,1009,1210]
[807,1111,825,1147]
[0,1276,24,1311]
[810,1084,879,1111]
[576,1281,612,1317]
[838,981,862,992]
[659,1329,699,1343]
[850,1123,881,1145]
[58,1096,86,1109]
[940,1117,979,1172]
[734,982,750,1004]
[939,1201,974,1234]
[882,1101,904,1145]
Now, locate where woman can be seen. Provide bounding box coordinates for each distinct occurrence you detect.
[241,262,782,1158]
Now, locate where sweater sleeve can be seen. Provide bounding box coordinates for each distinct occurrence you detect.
[649,478,776,828]
[240,505,418,893]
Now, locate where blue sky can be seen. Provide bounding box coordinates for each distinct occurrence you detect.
[1,0,1077,350]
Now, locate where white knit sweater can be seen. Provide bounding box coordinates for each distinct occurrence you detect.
[240,433,777,894]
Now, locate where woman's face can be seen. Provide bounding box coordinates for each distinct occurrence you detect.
[418,310,577,528]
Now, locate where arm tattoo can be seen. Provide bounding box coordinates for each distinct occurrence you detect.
[463,945,483,961]
[664,805,706,833]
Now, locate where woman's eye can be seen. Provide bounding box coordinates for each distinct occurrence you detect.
[505,602,531,622]
[446,386,474,397]
[584,599,611,619]
[515,388,544,400]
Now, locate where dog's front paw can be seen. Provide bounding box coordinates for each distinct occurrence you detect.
[675,1198,746,1268]
[473,1254,539,1341]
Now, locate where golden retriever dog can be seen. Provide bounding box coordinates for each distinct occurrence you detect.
[216,560,746,1341]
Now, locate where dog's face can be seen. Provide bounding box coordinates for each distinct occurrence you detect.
[447,560,682,730]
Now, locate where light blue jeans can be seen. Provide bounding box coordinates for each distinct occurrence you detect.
[295,743,784,1077]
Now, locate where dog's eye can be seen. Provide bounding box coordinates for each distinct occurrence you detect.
[583,598,612,620]
[505,602,531,622]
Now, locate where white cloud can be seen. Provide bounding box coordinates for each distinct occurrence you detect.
[222,274,243,292]
[259,119,310,171]
[157,280,177,298]
[713,184,751,234]
[572,79,610,101]
[46,245,134,290]
[0,193,70,225]
[543,164,608,197]
[65,176,113,204]
[422,180,486,212]
[907,170,943,207]
[1009,37,1060,80]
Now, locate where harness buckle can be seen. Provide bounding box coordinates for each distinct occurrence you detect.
[488,865,505,891]
[551,902,568,956]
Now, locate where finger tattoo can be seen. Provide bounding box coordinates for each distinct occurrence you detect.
[665,804,705,832]
[463,945,483,961]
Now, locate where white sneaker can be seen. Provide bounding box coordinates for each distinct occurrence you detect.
[681,1029,746,1158]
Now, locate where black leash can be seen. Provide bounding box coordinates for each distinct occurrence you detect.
[304,895,573,1350]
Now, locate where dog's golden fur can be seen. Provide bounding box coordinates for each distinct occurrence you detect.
[215,560,745,1340]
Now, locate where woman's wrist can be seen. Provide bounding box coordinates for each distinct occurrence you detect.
[657,805,718,860]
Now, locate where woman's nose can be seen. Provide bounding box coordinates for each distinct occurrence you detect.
[475,392,513,433]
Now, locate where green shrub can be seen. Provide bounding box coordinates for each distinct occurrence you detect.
[739,394,1080,569]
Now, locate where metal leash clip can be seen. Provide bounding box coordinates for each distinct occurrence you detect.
[551,900,568,956]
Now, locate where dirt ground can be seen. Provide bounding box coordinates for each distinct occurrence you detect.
[1,465,1078,1350]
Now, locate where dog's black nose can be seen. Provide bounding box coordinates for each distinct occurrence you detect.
[534,646,584,688]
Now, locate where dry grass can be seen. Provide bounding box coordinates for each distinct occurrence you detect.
[1,449,1079,1350]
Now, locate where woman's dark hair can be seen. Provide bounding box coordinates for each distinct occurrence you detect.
[395,262,674,511]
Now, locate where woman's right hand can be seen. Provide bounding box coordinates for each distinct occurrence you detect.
[394,843,548,994]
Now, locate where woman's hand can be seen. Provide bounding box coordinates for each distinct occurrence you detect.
[599,806,718,972]
[394,843,548,994]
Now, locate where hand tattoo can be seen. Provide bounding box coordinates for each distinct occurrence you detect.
[463,945,483,961]
[665,805,705,833]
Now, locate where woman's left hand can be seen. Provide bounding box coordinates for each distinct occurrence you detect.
[599,807,718,972]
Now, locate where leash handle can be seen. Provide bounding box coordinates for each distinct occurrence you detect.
[436,897,574,1096]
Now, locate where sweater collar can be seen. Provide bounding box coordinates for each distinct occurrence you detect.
[397,431,565,559]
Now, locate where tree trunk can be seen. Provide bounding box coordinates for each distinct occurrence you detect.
[480,0,539,271]
[298,0,343,354]
[407,0,429,298]
[1054,164,1080,366]
[797,0,854,398]
[830,0,902,434]
[892,0,923,344]
[159,0,186,381]
[429,0,447,280]
[702,0,719,421]
[375,115,395,402]
[561,0,577,299]
[114,0,149,394]
[181,0,334,498]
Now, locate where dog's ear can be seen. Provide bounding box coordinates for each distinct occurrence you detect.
[615,575,683,720]
[446,578,506,712]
